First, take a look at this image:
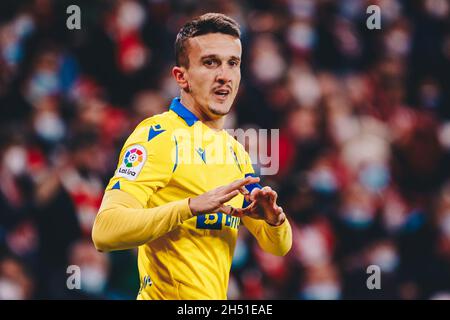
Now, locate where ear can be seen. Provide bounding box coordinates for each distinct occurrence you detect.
[172,66,189,91]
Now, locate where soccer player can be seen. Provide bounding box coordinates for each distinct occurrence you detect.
[92,13,292,300]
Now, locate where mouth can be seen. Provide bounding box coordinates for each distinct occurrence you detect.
[213,88,231,101]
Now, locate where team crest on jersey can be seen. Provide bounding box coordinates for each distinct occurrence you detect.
[116,144,147,180]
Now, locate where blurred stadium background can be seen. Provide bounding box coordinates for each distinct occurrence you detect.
[0,0,449,299]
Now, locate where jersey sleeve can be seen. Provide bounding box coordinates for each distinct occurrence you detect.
[105,120,175,207]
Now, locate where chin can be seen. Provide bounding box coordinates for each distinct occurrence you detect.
[209,104,231,116]
[209,103,231,116]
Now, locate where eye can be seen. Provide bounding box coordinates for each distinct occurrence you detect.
[229,60,240,67]
[204,59,219,67]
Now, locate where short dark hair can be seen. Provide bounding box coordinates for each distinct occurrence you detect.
[175,13,241,68]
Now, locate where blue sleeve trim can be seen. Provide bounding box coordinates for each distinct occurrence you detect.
[242,173,262,208]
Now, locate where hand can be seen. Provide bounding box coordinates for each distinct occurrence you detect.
[233,186,286,226]
[188,176,260,216]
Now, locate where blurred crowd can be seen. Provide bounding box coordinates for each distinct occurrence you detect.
[0,0,449,299]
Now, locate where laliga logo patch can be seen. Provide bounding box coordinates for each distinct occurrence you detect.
[116,144,147,180]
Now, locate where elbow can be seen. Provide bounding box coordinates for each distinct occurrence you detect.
[259,239,292,257]
[91,214,112,252]
[91,232,109,253]
[265,224,293,256]
[267,239,292,257]
[277,228,293,256]
[276,241,292,257]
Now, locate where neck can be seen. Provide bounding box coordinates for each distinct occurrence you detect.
[180,92,225,131]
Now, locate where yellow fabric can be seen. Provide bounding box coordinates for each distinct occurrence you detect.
[239,148,292,256]
[241,216,292,256]
[93,100,292,300]
[92,189,193,251]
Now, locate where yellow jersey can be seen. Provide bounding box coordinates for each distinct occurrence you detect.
[105,97,290,299]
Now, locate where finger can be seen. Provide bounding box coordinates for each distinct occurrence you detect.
[233,212,244,218]
[249,187,261,201]
[271,203,282,213]
[239,186,249,195]
[272,190,278,203]
[224,176,260,193]
[242,200,256,211]
[254,188,267,201]
[262,186,275,198]
[261,186,272,200]
[219,205,243,217]
[265,188,278,204]
[244,194,252,204]
[261,187,276,201]
[218,205,231,214]
[230,207,244,217]
[218,190,240,203]
[235,205,253,218]
[253,189,276,210]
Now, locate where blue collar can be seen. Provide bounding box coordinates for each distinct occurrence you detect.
[169,97,198,127]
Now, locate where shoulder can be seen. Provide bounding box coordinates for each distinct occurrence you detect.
[126,111,178,145]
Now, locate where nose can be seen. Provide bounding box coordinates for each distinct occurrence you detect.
[216,65,232,85]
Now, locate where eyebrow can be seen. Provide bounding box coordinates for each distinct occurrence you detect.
[200,54,241,62]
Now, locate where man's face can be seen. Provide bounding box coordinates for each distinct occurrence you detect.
[183,33,242,118]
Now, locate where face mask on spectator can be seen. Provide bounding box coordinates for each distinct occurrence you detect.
[385,28,411,57]
[286,21,315,52]
[369,247,399,274]
[251,38,285,84]
[339,0,364,20]
[0,278,26,300]
[424,0,449,19]
[2,38,23,68]
[27,70,60,102]
[33,111,65,143]
[116,0,145,34]
[308,168,338,194]
[290,71,321,107]
[295,224,332,266]
[359,163,390,192]
[1,15,34,68]
[342,206,375,229]
[288,0,315,19]
[14,14,34,38]
[379,0,402,23]
[3,146,27,176]
[300,282,341,300]
[81,264,107,295]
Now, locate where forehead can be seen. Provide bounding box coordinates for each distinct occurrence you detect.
[187,33,242,60]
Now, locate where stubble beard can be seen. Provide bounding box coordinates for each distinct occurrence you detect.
[209,104,231,116]
[190,86,234,117]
